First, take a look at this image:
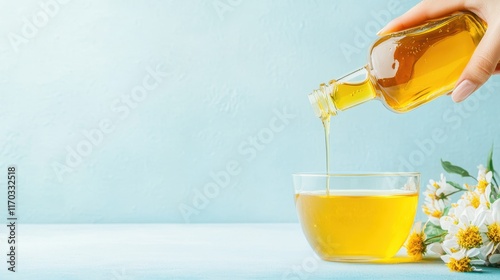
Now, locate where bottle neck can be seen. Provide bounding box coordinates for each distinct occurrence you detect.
[308,82,337,120]
[308,66,377,119]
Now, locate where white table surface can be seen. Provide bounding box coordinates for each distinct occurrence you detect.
[0,223,498,279]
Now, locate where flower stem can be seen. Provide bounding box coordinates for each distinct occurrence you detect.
[445,190,463,198]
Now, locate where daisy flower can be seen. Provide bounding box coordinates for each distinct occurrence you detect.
[405,221,426,260]
[424,174,455,203]
[480,199,500,260]
[423,174,456,225]
[441,247,484,272]
[423,198,447,225]
[458,189,490,209]
[476,165,492,195]
[443,206,488,251]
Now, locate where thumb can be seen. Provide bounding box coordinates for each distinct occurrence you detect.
[452,26,500,102]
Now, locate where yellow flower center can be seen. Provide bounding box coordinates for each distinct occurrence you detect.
[422,205,442,218]
[487,223,500,244]
[457,225,483,249]
[467,192,480,208]
[406,232,426,260]
[431,210,442,218]
[447,257,473,272]
[471,197,480,208]
[433,182,439,189]
[477,179,488,194]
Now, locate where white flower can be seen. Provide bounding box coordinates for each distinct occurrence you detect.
[457,190,490,209]
[474,165,493,207]
[423,174,458,225]
[443,206,488,251]
[424,174,455,203]
[480,199,500,259]
[476,164,493,191]
[449,199,468,217]
[438,173,457,197]
[423,198,447,225]
[441,247,484,272]
[440,199,468,231]
[405,221,426,260]
[440,215,458,231]
[455,165,493,210]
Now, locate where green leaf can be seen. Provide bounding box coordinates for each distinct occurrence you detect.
[487,144,494,174]
[443,206,451,216]
[446,181,466,191]
[486,144,500,191]
[424,222,447,244]
[441,159,472,178]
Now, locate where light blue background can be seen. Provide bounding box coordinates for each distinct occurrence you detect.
[1,0,500,223]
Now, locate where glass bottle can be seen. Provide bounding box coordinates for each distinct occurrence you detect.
[309,12,487,120]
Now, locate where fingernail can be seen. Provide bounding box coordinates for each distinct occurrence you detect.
[377,26,389,36]
[377,20,394,36]
[452,80,477,102]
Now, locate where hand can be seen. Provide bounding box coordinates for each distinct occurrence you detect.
[378,0,500,102]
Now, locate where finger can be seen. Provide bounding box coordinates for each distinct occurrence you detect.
[452,25,500,102]
[378,0,467,35]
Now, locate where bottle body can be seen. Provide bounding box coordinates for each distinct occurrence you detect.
[309,12,487,119]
